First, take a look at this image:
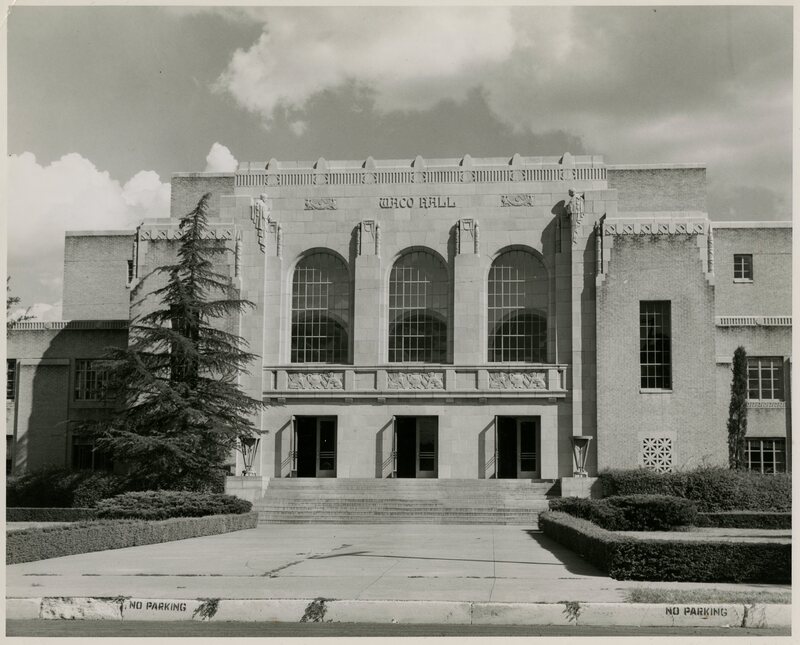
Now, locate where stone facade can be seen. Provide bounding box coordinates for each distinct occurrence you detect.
[6,154,793,479]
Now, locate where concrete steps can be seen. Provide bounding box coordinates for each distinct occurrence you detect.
[255,478,556,525]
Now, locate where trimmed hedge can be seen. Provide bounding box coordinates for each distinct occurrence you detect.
[599,468,791,512]
[7,512,259,564]
[695,511,791,530]
[7,507,97,522]
[549,495,697,531]
[7,468,133,508]
[539,511,790,583]
[95,491,252,520]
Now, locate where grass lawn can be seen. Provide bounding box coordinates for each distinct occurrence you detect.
[625,588,791,605]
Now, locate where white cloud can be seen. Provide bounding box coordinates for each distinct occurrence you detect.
[215,7,514,119]
[204,142,239,172]
[7,152,171,313]
[289,120,308,137]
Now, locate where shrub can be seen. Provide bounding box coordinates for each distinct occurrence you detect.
[95,490,252,520]
[540,511,790,583]
[599,467,791,512]
[6,513,259,564]
[7,507,97,522]
[695,511,791,530]
[549,495,697,531]
[7,468,132,508]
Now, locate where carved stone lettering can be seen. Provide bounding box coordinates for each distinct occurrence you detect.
[488,371,547,390]
[386,371,444,390]
[287,372,344,390]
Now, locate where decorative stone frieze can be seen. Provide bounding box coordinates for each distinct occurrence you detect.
[287,372,344,390]
[500,194,535,207]
[139,228,233,241]
[251,193,271,252]
[457,219,479,255]
[386,371,444,390]
[603,221,706,236]
[304,198,337,210]
[358,220,378,256]
[488,371,547,390]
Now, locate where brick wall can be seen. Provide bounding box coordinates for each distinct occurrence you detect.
[597,233,719,470]
[63,233,134,320]
[712,226,792,316]
[170,174,235,219]
[607,167,706,212]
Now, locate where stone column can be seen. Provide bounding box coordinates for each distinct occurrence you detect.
[352,220,383,365]
[453,218,484,364]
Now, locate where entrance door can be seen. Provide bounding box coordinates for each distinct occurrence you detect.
[394,416,438,478]
[496,416,539,479]
[295,416,337,478]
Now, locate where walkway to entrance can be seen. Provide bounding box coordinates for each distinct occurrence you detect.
[7,525,787,603]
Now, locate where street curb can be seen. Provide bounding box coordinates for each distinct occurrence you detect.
[6,597,791,628]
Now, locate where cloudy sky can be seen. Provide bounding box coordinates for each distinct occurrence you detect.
[6,5,793,319]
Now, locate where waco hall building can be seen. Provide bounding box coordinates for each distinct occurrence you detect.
[6,154,793,490]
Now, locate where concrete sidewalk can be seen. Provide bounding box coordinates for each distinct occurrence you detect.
[6,524,789,603]
[6,524,791,628]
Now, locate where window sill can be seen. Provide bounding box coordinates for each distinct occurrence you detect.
[639,388,673,394]
[733,278,754,284]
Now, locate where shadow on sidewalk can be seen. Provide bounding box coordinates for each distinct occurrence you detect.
[524,530,607,577]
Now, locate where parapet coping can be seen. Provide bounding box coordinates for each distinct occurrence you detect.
[171,172,235,178]
[65,229,136,237]
[711,221,792,228]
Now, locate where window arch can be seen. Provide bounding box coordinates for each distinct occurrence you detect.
[389,249,449,363]
[488,249,548,362]
[291,251,350,363]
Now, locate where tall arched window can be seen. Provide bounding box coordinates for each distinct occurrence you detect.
[291,252,350,363]
[488,249,548,362]
[389,250,448,363]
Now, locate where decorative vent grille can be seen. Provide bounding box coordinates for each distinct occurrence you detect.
[642,437,673,473]
[715,316,792,327]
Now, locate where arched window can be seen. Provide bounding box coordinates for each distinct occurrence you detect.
[389,250,448,363]
[291,252,350,363]
[488,250,548,362]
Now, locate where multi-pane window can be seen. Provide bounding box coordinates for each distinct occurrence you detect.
[74,359,107,401]
[745,439,786,474]
[733,254,753,280]
[640,301,672,389]
[748,357,784,401]
[291,252,350,363]
[71,435,113,471]
[389,250,449,363]
[488,250,548,362]
[6,359,16,400]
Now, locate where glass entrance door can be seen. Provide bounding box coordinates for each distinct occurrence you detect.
[295,416,337,478]
[496,416,539,479]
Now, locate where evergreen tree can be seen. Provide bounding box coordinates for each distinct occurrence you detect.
[727,346,748,470]
[92,193,263,490]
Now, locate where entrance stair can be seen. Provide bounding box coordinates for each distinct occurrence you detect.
[255,478,558,525]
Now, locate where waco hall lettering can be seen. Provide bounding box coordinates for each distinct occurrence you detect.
[379,196,456,209]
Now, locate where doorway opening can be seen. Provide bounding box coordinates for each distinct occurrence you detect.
[393,416,438,478]
[496,416,539,479]
[294,416,337,478]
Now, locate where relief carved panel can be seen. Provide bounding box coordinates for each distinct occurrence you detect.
[488,371,547,390]
[287,372,344,390]
[386,371,444,390]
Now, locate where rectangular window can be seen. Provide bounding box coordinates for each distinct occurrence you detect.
[745,438,786,474]
[71,435,113,471]
[6,359,16,400]
[640,301,672,390]
[6,436,13,475]
[748,357,784,401]
[74,359,107,401]
[127,259,135,283]
[733,254,753,281]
